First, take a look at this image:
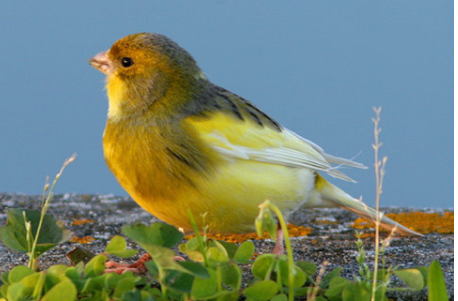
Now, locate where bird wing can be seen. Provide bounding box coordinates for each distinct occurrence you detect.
[185,107,365,182]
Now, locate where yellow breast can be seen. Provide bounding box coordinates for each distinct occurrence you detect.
[103,111,316,233]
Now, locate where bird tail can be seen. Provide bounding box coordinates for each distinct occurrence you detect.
[314,174,422,236]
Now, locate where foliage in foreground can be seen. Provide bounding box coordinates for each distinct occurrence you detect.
[0,208,449,301]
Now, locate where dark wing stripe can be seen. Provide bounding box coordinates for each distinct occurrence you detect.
[247,110,263,126]
[166,147,194,168]
[213,86,282,132]
[215,91,245,121]
[242,99,282,132]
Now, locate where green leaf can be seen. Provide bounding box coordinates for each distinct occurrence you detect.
[165,271,195,293]
[122,223,183,248]
[428,260,448,301]
[255,205,277,239]
[416,266,430,283]
[44,266,69,293]
[179,237,204,262]
[113,277,135,298]
[145,260,159,278]
[0,209,71,256]
[47,265,70,278]
[42,279,77,301]
[21,272,44,300]
[84,254,107,277]
[121,290,142,301]
[233,241,255,264]
[1,282,7,299]
[214,240,238,259]
[105,235,138,258]
[8,266,34,283]
[296,261,318,276]
[65,267,85,292]
[191,269,218,300]
[177,261,210,278]
[7,282,28,301]
[221,263,242,290]
[210,239,232,255]
[103,272,122,290]
[207,246,229,266]
[252,254,276,280]
[394,268,425,291]
[291,266,307,288]
[1,271,9,284]
[216,292,240,301]
[342,282,371,301]
[122,223,193,274]
[81,275,107,294]
[179,236,200,253]
[320,267,342,289]
[243,280,279,300]
[293,287,308,298]
[325,276,351,301]
[140,244,191,274]
[271,294,288,301]
[277,260,306,288]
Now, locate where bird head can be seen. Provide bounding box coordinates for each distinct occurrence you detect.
[89,33,207,120]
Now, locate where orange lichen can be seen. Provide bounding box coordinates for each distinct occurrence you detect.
[185,224,312,243]
[286,223,313,237]
[70,219,96,226]
[70,236,96,244]
[352,211,454,234]
[354,232,375,239]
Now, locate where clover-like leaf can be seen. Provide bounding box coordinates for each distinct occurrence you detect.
[177,261,209,278]
[221,263,242,290]
[84,254,107,277]
[243,280,279,301]
[7,266,34,283]
[342,282,371,301]
[191,269,227,300]
[394,268,425,291]
[105,235,138,258]
[320,267,342,289]
[0,209,71,256]
[113,277,135,298]
[255,201,277,239]
[42,279,77,301]
[325,276,351,300]
[233,241,255,264]
[252,254,276,280]
[122,223,183,248]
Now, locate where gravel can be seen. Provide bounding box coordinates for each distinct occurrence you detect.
[0,193,453,300]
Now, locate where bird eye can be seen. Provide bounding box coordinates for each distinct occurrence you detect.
[121,57,134,68]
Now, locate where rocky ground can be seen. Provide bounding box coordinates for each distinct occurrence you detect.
[0,193,453,300]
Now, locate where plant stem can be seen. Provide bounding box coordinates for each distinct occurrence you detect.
[28,153,76,270]
[188,210,209,267]
[216,266,223,292]
[371,107,385,300]
[308,261,329,301]
[267,203,295,301]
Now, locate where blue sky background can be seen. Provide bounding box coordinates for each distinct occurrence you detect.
[0,1,452,209]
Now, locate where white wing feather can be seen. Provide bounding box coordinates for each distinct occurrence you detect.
[207,128,365,182]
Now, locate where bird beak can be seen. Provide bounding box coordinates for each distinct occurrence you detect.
[89,50,114,76]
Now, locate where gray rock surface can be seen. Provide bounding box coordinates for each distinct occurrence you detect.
[0,193,453,300]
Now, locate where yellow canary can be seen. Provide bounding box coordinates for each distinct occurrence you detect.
[89,33,419,241]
